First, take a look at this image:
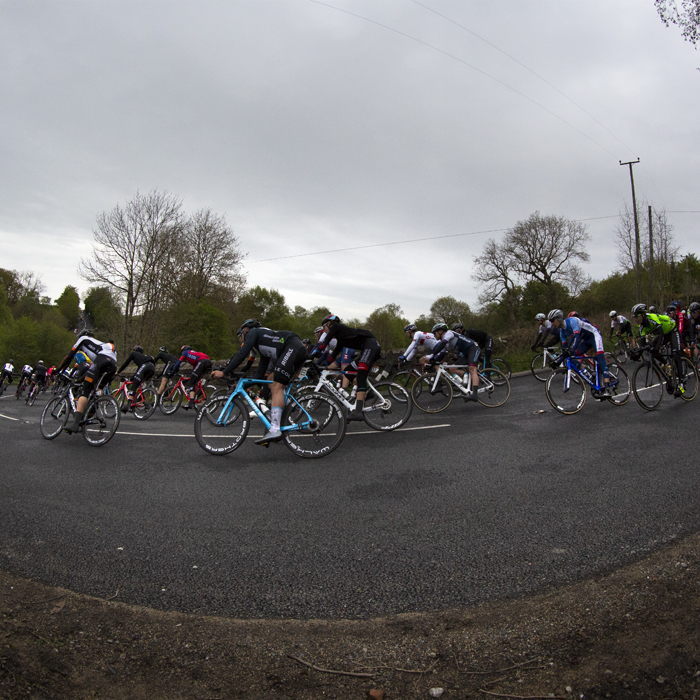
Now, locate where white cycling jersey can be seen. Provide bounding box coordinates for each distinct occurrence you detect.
[71,335,117,363]
[21,364,33,375]
[404,331,437,361]
[611,315,629,329]
[3,363,14,374]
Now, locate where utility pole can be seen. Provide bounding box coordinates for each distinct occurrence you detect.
[648,205,654,305]
[620,159,641,300]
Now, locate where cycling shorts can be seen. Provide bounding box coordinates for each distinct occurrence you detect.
[188,359,213,388]
[163,361,178,378]
[339,347,356,365]
[81,355,117,398]
[133,361,155,384]
[457,344,480,366]
[271,337,308,385]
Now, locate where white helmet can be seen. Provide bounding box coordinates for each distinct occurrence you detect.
[609,310,617,318]
[535,313,546,321]
[548,309,564,321]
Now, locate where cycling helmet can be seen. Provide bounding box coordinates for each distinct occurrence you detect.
[567,311,579,318]
[535,313,546,321]
[548,309,564,321]
[609,310,617,318]
[159,346,167,353]
[181,345,192,353]
[631,303,647,316]
[404,323,417,333]
[133,345,143,353]
[82,329,94,337]
[648,305,656,313]
[314,326,324,334]
[37,360,44,365]
[666,304,677,314]
[236,319,261,336]
[431,322,448,333]
[321,314,340,325]
[689,302,700,314]
[452,322,464,332]
[302,338,310,344]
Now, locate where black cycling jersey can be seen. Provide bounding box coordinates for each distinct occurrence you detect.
[153,350,178,365]
[319,323,376,361]
[223,328,301,378]
[117,350,155,374]
[461,329,492,347]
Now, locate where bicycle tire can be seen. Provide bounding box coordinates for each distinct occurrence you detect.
[545,368,587,415]
[476,369,511,407]
[389,370,419,399]
[362,381,412,430]
[632,362,664,411]
[679,357,698,402]
[605,362,631,406]
[613,341,628,364]
[281,392,346,459]
[159,385,184,415]
[82,395,120,446]
[530,352,552,382]
[194,396,250,455]
[133,387,158,420]
[26,385,37,406]
[411,374,453,413]
[490,358,512,380]
[40,396,70,439]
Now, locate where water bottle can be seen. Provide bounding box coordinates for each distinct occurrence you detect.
[254,396,269,415]
[350,386,357,399]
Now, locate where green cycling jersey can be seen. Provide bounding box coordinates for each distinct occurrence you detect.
[639,313,676,336]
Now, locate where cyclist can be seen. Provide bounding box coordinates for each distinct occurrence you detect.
[56,331,117,434]
[70,352,91,383]
[398,323,438,365]
[632,303,685,397]
[212,319,308,443]
[314,315,381,421]
[1,359,14,389]
[29,360,48,395]
[311,321,357,392]
[15,363,33,397]
[687,302,700,363]
[454,324,493,368]
[116,345,156,412]
[425,323,480,401]
[548,309,612,398]
[532,314,559,351]
[171,345,212,411]
[153,346,179,399]
[609,311,636,349]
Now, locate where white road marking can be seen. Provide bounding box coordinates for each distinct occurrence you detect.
[0,412,20,421]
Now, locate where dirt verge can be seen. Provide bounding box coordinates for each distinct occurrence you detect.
[2,532,700,699]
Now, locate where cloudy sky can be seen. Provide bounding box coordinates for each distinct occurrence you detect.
[1,0,698,321]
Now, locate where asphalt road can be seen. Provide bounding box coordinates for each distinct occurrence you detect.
[1,372,698,620]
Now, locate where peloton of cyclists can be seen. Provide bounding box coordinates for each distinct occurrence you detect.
[424,323,480,401]
[609,311,636,349]
[532,314,559,351]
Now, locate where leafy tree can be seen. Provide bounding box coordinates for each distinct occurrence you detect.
[83,287,122,341]
[365,303,408,351]
[55,286,80,329]
[235,286,290,329]
[655,0,700,45]
[161,299,234,359]
[429,296,472,328]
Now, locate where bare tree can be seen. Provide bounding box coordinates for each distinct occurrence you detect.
[79,190,184,348]
[655,0,700,45]
[472,239,520,323]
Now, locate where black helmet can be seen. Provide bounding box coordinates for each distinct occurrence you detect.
[452,322,464,332]
[689,302,700,314]
[159,346,167,353]
[665,304,677,314]
[133,345,143,353]
[37,360,45,365]
[321,314,340,325]
[631,303,647,316]
[236,319,260,336]
[181,345,192,353]
[431,322,448,333]
[404,323,417,333]
[82,329,94,337]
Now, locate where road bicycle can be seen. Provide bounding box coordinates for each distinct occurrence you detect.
[194,375,347,459]
[159,374,214,415]
[545,353,630,415]
[15,376,28,400]
[113,376,157,420]
[631,344,698,411]
[25,380,44,406]
[0,374,12,395]
[611,335,634,364]
[480,354,511,381]
[295,363,412,431]
[411,363,510,413]
[530,346,562,382]
[40,380,121,445]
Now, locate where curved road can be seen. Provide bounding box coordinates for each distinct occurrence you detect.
[1,374,698,620]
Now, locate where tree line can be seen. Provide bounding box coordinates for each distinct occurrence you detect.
[1,191,698,367]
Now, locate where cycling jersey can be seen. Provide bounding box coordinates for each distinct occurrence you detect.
[62,335,117,364]
[2,363,14,375]
[153,350,178,366]
[427,330,477,363]
[639,313,676,339]
[21,365,33,376]
[117,350,155,374]
[172,349,210,373]
[610,316,633,339]
[317,322,380,391]
[534,321,558,349]
[559,317,603,354]
[403,331,438,361]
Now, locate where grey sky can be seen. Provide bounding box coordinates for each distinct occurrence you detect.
[1,0,698,321]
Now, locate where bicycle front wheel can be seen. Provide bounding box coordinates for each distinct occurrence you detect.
[411,374,453,413]
[606,362,631,405]
[83,395,120,446]
[530,352,552,382]
[159,386,183,415]
[476,369,511,407]
[389,370,419,398]
[363,381,412,430]
[632,363,664,410]
[679,357,698,402]
[613,341,628,364]
[26,386,38,406]
[545,368,586,415]
[133,388,157,420]
[282,393,346,459]
[194,396,250,455]
[40,396,70,439]
[490,358,512,381]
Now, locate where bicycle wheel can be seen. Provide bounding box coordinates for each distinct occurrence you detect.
[26,385,38,406]
[476,369,511,407]
[159,385,183,415]
[632,362,664,411]
[282,392,346,459]
[490,358,512,380]
[411,374,453,413]
[133,388,157,420]
[40,396,70,439]
[613,341,628,364]
[389,370,419,399]
[82,395,120,446]
[545,368,587,415]
[194,396,250,455]
[606,362,631,406]
[530,352,552,382]
[679,357,698,402]
[115,389,128,411]
[362,381,412,430]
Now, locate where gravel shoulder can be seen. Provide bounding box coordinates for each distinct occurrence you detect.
[2,531,700,699]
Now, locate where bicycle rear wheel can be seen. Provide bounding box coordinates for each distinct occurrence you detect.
[40,397,70,439]
[632,362,664,410]
[545,368,587,415]
[476,369,510,407]
[530,352,552,382]
[194,396,250,454]
[606,362,631,405]
[363,381,412,430]
[490,358,511,381]
[613,341,628,364]
[26,385,38,406]
[82,395,120,446]
[679,358,698,401]
[389,370,419,398]
[282,393,346,458]
[159,386,183,415]
[411,374,453,413]
[133,388,157,420]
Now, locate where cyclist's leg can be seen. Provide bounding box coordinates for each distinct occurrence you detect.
[348,339,380,420]
[185,360,211,408]
[65,356,116,433]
